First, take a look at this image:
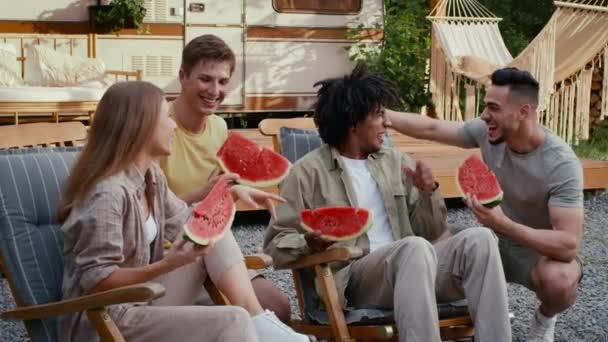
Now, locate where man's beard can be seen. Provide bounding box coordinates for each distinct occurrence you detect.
[488,136,505,145]
[487,125,506,145]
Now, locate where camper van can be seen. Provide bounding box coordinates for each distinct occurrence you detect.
[0,0,384,115]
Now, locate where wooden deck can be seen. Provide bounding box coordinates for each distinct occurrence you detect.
[234,128,608,211]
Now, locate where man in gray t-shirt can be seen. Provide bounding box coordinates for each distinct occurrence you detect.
[459,117,583,232]
[386,67,584,342]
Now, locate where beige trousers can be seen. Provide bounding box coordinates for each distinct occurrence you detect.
[345,227,511,342]
[116,231,259,342]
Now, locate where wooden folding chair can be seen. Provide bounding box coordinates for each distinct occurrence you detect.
[0,148,164,342]
[258,118,476,341]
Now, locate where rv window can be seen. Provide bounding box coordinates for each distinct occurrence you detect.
[272,0,362,14]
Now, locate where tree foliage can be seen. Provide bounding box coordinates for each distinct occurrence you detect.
[348,0,431,112]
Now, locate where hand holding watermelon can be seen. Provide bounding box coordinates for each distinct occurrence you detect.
[194,168,239,200]
[162,238,213,270]
[207,168,240,186]
[465,194,509,232]
[304,232,334,253]
[183,170,240,206]
[402,160,438,193]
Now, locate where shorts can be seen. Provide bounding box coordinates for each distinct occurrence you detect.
[499,237,584,290]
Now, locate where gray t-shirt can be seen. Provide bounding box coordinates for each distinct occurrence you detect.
[458,118,583,230]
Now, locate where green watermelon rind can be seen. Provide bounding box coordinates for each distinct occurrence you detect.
[300,208,374,242]
[455,157,504,208]
[216,156,292,188]
[481,197,503,208]
[183,204,236,246]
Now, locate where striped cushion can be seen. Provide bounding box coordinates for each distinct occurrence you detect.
[0,146,82,155]
[278,127,322,163]
[0,147,80,342]
[278,127,394,163]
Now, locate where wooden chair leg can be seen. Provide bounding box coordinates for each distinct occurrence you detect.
[86,308,124,342]
[314,264,354,342]
[292,271,306,318]
[204,277,230,305]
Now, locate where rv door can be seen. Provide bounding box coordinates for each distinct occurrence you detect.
[183,0,245,107]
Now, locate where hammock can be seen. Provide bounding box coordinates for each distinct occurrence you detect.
[429,0,608,144]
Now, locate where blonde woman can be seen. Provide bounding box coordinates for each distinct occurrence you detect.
[57,81,310,342]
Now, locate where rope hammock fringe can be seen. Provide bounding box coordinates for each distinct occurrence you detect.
[428,0,608,144]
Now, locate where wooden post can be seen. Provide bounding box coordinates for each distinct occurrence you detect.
[430,0,439,11]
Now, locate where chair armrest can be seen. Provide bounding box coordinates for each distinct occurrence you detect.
[245,253,273,270]
[2,283,165,321]
[287,247,365,270]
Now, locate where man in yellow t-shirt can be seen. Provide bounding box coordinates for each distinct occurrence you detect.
[159,35,292,323]
[160,107,229,200]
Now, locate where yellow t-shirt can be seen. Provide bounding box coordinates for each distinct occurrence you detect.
[159,102,228,198]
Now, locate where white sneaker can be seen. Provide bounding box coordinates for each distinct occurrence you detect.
[252,310,314,342]
[525,309,557,342]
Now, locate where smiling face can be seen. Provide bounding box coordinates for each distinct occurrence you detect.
[351,106,392,154]
[480,85,528,145]
[179,60,232,117]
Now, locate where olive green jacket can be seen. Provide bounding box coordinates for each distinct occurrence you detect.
[263,144,448,304]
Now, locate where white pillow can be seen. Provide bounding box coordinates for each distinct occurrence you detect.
[24,44,106,87]
[24,44,42,86]
[0,43,23,87]
[77,78,113,89]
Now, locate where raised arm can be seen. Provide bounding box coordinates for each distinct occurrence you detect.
[401,155,448,242]
[387,109,470,148]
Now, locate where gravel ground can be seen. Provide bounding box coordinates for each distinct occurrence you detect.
[1,195,607,341]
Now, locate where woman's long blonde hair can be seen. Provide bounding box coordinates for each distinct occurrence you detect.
[58,81,165,223]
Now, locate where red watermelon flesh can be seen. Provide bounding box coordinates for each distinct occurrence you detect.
[300,206,373,242]
[184,177,235,246]
[456,155,503,207]
[217,131,291,188]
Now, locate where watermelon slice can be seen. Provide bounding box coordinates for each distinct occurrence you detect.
[217,131,291,188]
[183,177,235,246]
[300,206,373,242]
[456,155,503,208]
